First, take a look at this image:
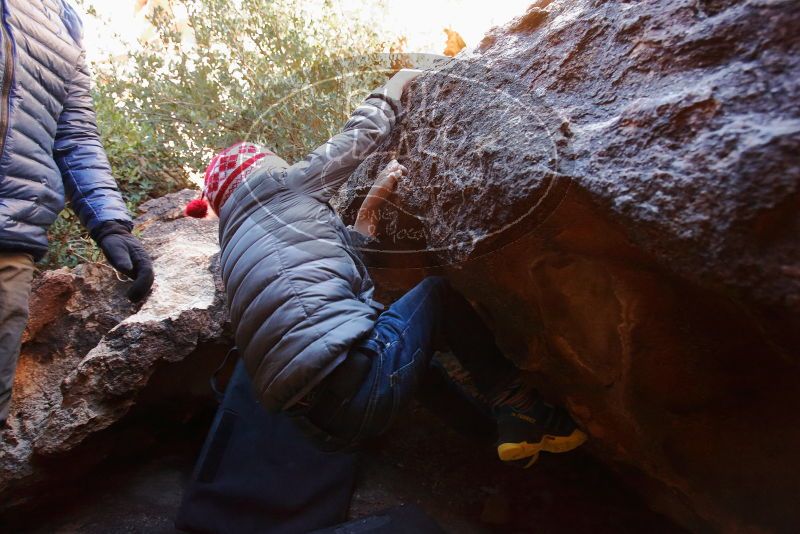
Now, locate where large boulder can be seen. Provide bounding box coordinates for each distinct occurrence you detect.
[0,190,230,511]
[337,0,800,532]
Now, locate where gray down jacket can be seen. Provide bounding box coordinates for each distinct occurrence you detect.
[219,92,399,411]
[0,0,131,260]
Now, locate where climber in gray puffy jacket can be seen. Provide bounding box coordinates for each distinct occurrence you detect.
[192,69,587,466]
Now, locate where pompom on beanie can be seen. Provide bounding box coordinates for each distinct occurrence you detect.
[185,142,286,217]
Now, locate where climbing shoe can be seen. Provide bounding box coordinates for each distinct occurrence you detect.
[495,401,587,468]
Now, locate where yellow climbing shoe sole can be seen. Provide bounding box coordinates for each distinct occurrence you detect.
[498,442,541,462]
[497,443,540,468]
[497,429,588,463]
[541,429,588,453]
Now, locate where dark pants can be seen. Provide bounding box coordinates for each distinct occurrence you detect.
[299,276,515,449]
[0,252,35,424]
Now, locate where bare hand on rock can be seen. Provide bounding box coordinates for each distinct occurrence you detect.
[354,159,407,238]
[382,69,424,100]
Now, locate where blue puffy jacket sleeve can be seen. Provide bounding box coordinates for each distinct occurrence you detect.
[54,49,132,232]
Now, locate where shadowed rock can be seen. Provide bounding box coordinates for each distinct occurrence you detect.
[0,190,230,511]
[336,1,800,532]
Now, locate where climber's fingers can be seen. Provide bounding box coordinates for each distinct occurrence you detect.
[380,159,407,179]
[371,170,399,198]
[383,69,424,100]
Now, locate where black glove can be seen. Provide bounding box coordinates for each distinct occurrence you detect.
[91,221,154,302]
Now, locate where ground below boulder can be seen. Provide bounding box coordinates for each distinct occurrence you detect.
[7,401,682,534]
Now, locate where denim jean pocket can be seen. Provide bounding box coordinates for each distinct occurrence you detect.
[390,351,417,387]
[387,348,421,427]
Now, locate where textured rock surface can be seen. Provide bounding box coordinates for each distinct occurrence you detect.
[338,1,800,532]
[0,190,230,510]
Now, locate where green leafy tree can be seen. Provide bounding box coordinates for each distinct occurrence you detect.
[44,0,388,268]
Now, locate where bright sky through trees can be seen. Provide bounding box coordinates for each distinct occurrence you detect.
[79,0,532,65]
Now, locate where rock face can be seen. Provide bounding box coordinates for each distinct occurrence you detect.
[338,1,800,532]
[0,190,230,511]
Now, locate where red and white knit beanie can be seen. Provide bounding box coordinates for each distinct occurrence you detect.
[185,142,287,217]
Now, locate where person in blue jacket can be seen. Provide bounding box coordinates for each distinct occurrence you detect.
[0,1,153,427]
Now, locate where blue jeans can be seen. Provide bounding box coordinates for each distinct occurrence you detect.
[297,276,516,450]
